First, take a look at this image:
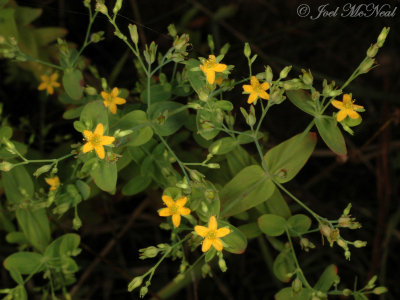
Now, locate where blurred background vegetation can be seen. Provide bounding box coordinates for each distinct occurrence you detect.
[1,0,399,299]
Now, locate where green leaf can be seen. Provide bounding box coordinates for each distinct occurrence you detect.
[16,208,51,253]
[315,115,347,155]
[264,132,317,183]
[226,146,254,175]
[186,59,203,95]
[80,101,108,130]
[354,293,368,300]
[190,181,220,221]
[75,180,91,200]
[238,222,262,239]
[0,141,27,160]
[2,165,34,204]
[12,285,27,300]
[122,175,151,196]
[237,131,263,145]
[265,188,291,219]
[15,6,42,25]
[63,69,84,100]
[117,110,153,146]
[275,287,313,300]
[4,252,44,275]
[218,220,247,254]
[220,165,275,217]
[0,126,12,139]
[0,8,19,40]
[6,232,28,245]
[34,27,67,46]
[196,109,220,140]
[205,247,217,262]
[141,84,171,104]
[287,214,312,237]
[90,159,117,193]
[208,137,237,155]
[215,100,233,111]
[45,233,81,258]
[286,89,316,116]
[314,264,339,292]
[63,106,84,120]
[149,101,187,136]
[258,214,287,236]
[273,250,296,282]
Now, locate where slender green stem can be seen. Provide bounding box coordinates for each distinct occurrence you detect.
[12,153,74,168]
[285,228,313,289]
[147,64,152,111]
[22,54,63,71]
[157,134,191,183]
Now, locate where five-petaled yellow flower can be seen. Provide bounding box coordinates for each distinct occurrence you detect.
[331,94,364,122]
[82,123,115,159]
[200,55,227,85]
[101,87,127,114]
[38,73,61,95]
[158,195,191,227]
[242,76,270,104]
[45,176,60,191]
[194,216,230,252]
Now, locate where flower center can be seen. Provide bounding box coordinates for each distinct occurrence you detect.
[169,204,179,214]
[344,101,353,109]
[90,134,102,146]
[206,230,217,240]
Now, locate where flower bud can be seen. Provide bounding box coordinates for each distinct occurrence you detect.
[366,275,377,289]
[207,163,220,169]
[292,277,302,293]
[218,257,227,272]
[168,24,177,37]
[139,286,148,298]
[114,31,127,41]
[73,215,82,230]
[373,287,388,295]
[244,42,251,58]
[90,31,104,43]
[301,69,313,85]
[128,276,143,292]
[220,43,230,56]
[343,203,352,216]
[366,44,379,58]
[139,246,159,259]
[377,27,390,48]
[201,263,212,278]
[83,0,91,8]
[353,240,367,248]
[279,66,292,79]
[113,0,123,15]
[204,189,215,200]
[320,224,331,237]
[207,35,214,52]
[342,289,352,296]
[265,65,273,83]
[359,57,375,74]
[0,161,14,172]
[95,2,108,14]
[128,24,139,45]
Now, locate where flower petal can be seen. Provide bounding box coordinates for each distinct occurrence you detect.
[38,82,47,91]
[94,145,105,159]
[213,63,227,72]
[175,197,187,207]
[103,100,110,108]
[53,82,61,88]
[347,110,360,119]
[343,94,352,103]
[101,91,109,100]
[172,214,181,227]
[179,207,191,216]
[261,82,270,90]
[158,207,171,217]
[83,130,93,140]
[114,97,126,105]
[194,225,209,237]
[247,93,257,104]
[202,238,213,252]
[109,104,117,114]
[47,86,54,95]
[216,227,230,238]
[94,123,104,136]
[208,54,216,62]
[206,70,215,84]
[331,100,344,110]
[337,110,347,122]
[212,238,223,251]
[162,195,175,207]
[250,76,259,87]
[82,142,94,153]
[352,104,364,110]
[50,73,58,81]
[208,216,217,231]
[258,90,270,100]
[100,136,115,146]
[242,85,253,93]
[111,87,119,98]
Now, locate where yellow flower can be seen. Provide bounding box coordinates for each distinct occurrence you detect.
[38,73,61,95]
[82,123,115,159]
[200,55,227,84]
[194,216,230,252]
[45,176,60,191]
[158,195,191,227]
[331,94,364,122]
[101,87,127,114]
[242,76,270,104]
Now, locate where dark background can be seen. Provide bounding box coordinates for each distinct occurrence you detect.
[1,0,400,299]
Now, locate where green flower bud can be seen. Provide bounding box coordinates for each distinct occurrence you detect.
[114,31,127,41]
[73,215,82,230]
[207,163,220,169]
[90,31,104,43]
[174,273,185,282]
[343,203,352,216]
[279,66,292,79]
[220,43,230,56]
[204,189,215,200]
[265,65,273,83]
[373,286,388,295]
[366,44,379,58]
[292,277,303,293]
[342,289,352,296]
[168,24,177,37]
[128,24,139,45]
[201,263,212,278]
[113,0,123,15]
[190,170,205,182]
[83,0,91,8]
[377,27,390,47]
[353,240,367,248]
[244,42,251,58]
[0,161,14,172]
[207,35,214,52]
[95,2,108,15]
[139,286,148,298]
[128,276,143,292]
[301,69,313,85]
[359,57,375,74]
[366,275,377,289]
[218,257,227,272]
[139,246,159,259]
